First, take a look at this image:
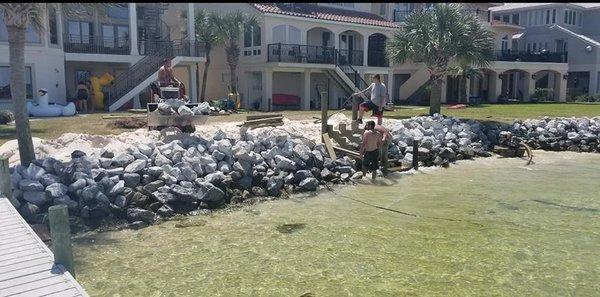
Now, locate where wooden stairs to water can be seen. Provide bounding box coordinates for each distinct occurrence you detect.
[327,122,364,152]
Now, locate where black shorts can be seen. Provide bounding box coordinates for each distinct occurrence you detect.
[77,90,88,101]
[360,100,383,117]
[362,149,380,171]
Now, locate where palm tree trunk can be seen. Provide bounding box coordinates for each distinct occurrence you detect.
[8,26,35,166]
[229,63,237,94]
[429,77,443,115]
[199,47,211,102]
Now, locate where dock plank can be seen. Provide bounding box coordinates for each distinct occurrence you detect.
[0,198,88,297]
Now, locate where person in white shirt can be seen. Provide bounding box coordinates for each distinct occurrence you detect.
[352,74,388,125]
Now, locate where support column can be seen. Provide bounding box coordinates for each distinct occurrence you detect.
[363,36,369,67]
[262,68,273,111]
[589,70,598,95]
[556,72,567,102]
[187,3,195,56]
[387,70,394,104]
[129,3,138,56]
[133,95,141,109]
[512,72,519,98]
[464,77,471,103]
[488,72,502,103]
[440,75,448,103]
[303,69,311,110]
[524,72,535,102]
[190,64,198,103]
[56,5,64,47]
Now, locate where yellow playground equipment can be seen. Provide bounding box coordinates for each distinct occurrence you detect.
[90,73,114,109]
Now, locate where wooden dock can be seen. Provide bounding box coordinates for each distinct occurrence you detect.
[0,198,88,297]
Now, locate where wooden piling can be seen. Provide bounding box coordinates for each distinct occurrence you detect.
[321,91,328,135]
[381,138,390,175]
[412,139,419,170]
[48,204,75,277]
[351,95,359,121]
[0,157,12,201]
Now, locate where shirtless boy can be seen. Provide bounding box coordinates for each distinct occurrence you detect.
[360,120,383,179]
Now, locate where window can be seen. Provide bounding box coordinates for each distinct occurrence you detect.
[0,14,40,43]
[502,15,510,23]
[527,43,531,52]
[493,15,501,21]
[102,24,128,48]
[552,9,556,23]
[572,11,576,25]
[533,43,537,51]
[545,10,550,24]
[107,4,129,19]
[564,10,568,23]
[67,21,93,44]
[0,66,34,100]
[49,8,58,45]
[379,4,386,16]
[501,35,509,51]
[534,11,539,25]
[243,25,261,48]
[579,12,583,26]
[544,42,548,50]
[512,13,519,25]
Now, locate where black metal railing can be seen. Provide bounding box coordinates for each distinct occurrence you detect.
[368,50,389,67]
[335,50,369,90]
[63,34,130,55]
[267,43,336,64]
[337,49,364,66]
[495,50,568,63]
[106,39,205,109]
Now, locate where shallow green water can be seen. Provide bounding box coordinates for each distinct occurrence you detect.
[73,151,600,296]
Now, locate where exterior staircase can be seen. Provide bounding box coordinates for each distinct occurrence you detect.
[323,50,371,108]
[106,3,206,111]
[399,67,430,101]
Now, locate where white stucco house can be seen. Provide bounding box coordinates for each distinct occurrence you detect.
[0,3,577,113]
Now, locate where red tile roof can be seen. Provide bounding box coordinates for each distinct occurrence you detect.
[251,3,399,28]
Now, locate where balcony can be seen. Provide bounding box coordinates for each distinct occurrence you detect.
[337,49,364,66]
[495,50,568,63]
[63,35,130,55]
[267,43,336,64]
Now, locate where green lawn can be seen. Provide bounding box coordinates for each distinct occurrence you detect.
[1,103,599,146]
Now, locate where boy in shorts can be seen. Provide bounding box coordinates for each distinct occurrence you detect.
[352,74,388,125]
[360,120,383,179]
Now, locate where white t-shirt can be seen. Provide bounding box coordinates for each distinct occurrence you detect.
[363,82,387,107]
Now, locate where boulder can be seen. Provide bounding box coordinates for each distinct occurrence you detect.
[112,153,135,167]
[19,179,44,192]
[22,191,49,206]
[299,177,319,191]
[71,150,86,158]
[124,159,147,173]
[45,183,68,199]
[127,208,156,224]
[123,173,141,188]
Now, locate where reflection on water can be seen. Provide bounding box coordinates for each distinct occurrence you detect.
[74,151,600,296]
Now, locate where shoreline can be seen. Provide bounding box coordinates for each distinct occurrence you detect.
[4,114,600,233]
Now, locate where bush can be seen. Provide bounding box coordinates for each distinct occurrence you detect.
[533,88,553,101]
[0,110,14,124]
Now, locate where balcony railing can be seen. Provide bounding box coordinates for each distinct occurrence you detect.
[63,35,130,55]
[337,49,363,66]
[267,43,336,64]
[495,50,568,63]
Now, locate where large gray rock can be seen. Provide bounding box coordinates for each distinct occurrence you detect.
[267,177,284,196]
[154,153,172,167]
[45,183,68,199]
[108,180,125,196]
[127,208,156,224]
[275,155,296,171]
[19,179,44,192]
[170,185,197,203]
[22,191,49,206]
[39,174,61,187]
[124,159,147,173]
[53,195,78,211]
[152,191,176,204]
[112,153,135,167]
[299,177,319,191]
[69,179,87,192]
[143,180,165,194]
[157,205,175,217]
[23,164,45,180]
[196,182,225,205]
[123,173,141,188]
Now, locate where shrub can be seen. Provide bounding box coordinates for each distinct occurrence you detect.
[0,110,14,124]
[533,88,553,101]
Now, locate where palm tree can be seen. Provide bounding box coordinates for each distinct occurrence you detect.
[213,11,257,95]
[386,4,494,115]
[194,9,224,102]
[0,3,109,166]
[448,62,483,103]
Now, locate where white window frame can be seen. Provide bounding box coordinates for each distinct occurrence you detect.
[0,65,35,100]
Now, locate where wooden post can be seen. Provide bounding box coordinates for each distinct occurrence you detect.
[381,138,390,176]
[0,157,12,201]
[48,204,75,277]
[412,139,419,170]
[321,90,328,134]
[351,95,359,121]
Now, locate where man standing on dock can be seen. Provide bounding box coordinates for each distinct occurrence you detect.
[352,74,388,126]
